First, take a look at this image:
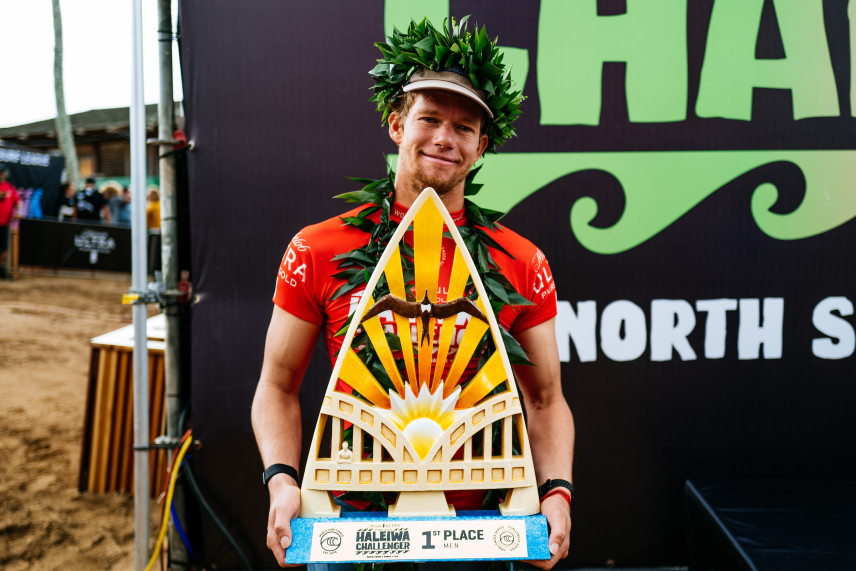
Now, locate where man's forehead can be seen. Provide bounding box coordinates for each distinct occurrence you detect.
[410,90,486,123]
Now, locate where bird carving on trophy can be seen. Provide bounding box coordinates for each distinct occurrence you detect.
[361,290,488,345]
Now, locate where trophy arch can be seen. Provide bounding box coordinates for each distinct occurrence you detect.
[300,188,540,518]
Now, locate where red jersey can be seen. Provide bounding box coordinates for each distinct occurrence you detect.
[273,203,557,365]
[272,202,558,510]
[0,182,19,226]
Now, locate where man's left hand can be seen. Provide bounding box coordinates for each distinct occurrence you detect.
[528,493,571,570]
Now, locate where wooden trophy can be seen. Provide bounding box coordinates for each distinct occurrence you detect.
[286,188,549,564]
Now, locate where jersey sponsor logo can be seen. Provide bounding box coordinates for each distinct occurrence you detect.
[291,235,311,252]
[532,250,555,300]
[280,247,308,287]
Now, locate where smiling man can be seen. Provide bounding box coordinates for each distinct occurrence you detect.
[252,18,575,570]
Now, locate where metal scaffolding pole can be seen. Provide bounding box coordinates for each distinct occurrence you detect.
[156,0,188,566]
[130,0,150,568]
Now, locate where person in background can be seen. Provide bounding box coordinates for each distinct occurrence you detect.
[74,177,110,223]
[118,186,132,225]
[0,164,20,279]
[101,181,125,225]
[146,187,161,229]
[28,188,44,219]
[58,182,76,222]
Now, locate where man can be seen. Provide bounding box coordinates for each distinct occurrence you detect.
[0,165,20,279]
[58,182,76,222]
[252,19,574,570]
[73,177,110,223]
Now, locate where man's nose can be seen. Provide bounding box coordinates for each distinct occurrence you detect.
[432,122,454,148]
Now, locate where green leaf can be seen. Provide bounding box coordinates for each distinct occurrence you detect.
[331,268,359,280]
[335,190,383,204]
[331,248,375,266]
[484,276,512,305]
[500,326,532,365]
[413,37,435,52]
[333,311,355,336]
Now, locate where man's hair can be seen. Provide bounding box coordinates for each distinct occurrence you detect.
[390,91,487,137]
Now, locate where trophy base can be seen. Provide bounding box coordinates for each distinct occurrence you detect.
[285,510,549,564]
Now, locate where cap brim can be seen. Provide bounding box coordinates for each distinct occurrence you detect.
[403,79,494,119]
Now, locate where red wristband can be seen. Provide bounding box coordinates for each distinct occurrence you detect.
[540,488,572,509]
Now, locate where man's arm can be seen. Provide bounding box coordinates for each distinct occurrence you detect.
[513,317,575,570]
[251,305,321,567]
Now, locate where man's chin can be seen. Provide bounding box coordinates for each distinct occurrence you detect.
[413,174,464,196]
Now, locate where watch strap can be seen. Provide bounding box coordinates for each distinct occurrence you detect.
[540,488,573,509]
[538,478,575,505]
[262,463,299,487]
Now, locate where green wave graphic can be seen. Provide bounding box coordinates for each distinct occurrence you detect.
[460,151,856,254]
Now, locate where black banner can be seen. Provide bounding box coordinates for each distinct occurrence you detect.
[18,218,160,274]
[179,1,856,567]
[0,145,65,218]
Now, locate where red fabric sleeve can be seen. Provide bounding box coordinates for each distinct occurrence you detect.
[511,247,558,333]
[271,233,324,325]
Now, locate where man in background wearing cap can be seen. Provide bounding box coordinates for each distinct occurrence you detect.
[0,165,20,279]
[73,177,110,223]
[252,19,573,570]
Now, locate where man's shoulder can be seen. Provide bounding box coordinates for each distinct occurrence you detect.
[484,221,545,264]
[290,204,376,255]
[296,205,374,237]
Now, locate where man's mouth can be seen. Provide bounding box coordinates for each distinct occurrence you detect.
[420,152,458,166]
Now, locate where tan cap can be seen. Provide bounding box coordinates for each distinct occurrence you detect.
[403,68,494,118]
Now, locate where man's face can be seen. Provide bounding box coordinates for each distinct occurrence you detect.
[389,90,489,200]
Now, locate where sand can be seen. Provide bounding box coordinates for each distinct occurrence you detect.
[0,273,161,570]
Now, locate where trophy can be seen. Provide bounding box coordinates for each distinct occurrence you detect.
[286,189,549,564]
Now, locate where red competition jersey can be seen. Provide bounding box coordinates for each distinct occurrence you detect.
[272,202,557,510]
[274,202,557,364]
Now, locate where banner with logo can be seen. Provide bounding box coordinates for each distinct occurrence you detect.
[179,0,855,567]
[17,218,160,274]
[0,145,65,217]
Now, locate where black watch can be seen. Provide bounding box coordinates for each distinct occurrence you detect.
[538,478,575,505]
[262,463,299,487]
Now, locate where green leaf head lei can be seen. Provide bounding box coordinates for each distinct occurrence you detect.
[369,16,524,153]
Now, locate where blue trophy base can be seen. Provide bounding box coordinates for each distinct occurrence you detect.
[286,510,549,564]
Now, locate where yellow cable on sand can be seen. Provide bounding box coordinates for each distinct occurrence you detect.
[145,433,193,571]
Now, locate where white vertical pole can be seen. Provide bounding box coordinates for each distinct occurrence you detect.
[157,0,187,566]
[131,0,150,568]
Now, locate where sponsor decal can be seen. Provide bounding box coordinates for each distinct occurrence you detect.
[355,526,410,556]
[493,526,521,552]
[318,529,343,555]
[73,229,116,264]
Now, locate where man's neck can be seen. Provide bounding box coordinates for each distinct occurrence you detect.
[393,181,465,213]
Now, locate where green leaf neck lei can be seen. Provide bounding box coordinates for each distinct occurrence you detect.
[332,165,533,369]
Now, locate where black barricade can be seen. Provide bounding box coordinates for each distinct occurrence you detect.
[17,218,161,274]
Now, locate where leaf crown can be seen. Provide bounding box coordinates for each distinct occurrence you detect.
[369,16,524,153]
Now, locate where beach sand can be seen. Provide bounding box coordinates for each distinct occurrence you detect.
[0,273,160,570]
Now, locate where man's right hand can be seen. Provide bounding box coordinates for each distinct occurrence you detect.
[266,475,301,567]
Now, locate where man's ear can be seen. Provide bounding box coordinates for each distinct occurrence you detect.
[476,133,489,160]
[388,111,404,145]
